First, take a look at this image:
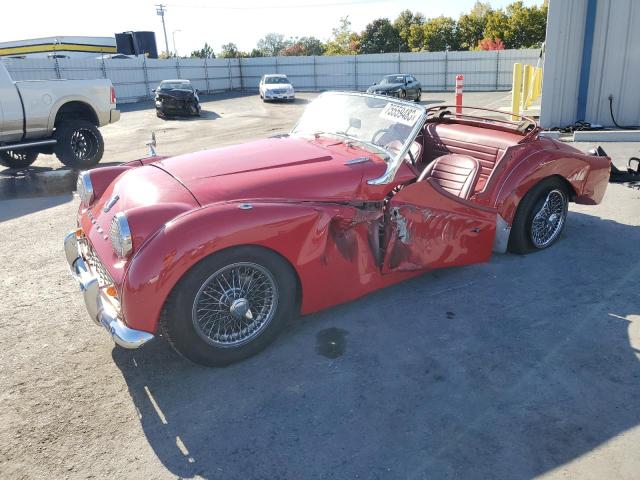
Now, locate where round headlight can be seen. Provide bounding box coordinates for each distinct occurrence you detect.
[109,212,133,258]
[77,172,94,207]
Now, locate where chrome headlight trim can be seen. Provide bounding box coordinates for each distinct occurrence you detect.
[77,171,94,207]
[109,212,133,259]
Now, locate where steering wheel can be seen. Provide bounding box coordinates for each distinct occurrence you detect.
[383,139,416,167]
[371,128,389,145]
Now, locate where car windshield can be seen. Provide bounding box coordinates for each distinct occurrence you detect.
[160,82,192,90]
[291,92,426,162]
[381,75,405,84]
[264,77,290,84]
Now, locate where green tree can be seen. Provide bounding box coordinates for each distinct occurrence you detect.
[483,9,510,45]
[256,33,290,56]
[457,2,492,50]
[407,23,426,51]
[325,16,360,55]
[503,1,548,48]
[190,42,215,59]
[281,37,325,56]
[298,36,326,56]
[421,16,460,51]
[219,43,239,58]
[394,10,425,51]
[359,18,403,54]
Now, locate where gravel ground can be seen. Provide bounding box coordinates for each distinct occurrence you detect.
[1,92,639,479]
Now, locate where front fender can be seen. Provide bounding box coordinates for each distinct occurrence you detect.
[121,201,358,333]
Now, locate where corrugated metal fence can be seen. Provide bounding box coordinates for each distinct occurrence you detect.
[2,49,540,104]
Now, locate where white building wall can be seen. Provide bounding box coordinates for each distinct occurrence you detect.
[541,0,640,128]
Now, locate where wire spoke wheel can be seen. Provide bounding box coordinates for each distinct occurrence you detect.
[191,262,278,348]
[530,189,567,248]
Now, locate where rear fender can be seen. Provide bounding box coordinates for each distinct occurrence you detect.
[494,151,598,225]
[121,201,384,333]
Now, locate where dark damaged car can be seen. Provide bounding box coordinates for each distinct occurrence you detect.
[154,79,201,118]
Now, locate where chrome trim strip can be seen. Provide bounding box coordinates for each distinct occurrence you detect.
[493,214,511,254]
[64,231,154,349]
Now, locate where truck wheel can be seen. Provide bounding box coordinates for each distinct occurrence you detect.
[161,246,298,367]
[54,120,104,169]
[0,149,38,169]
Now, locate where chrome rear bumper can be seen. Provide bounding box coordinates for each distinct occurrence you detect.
[64,231,154,349]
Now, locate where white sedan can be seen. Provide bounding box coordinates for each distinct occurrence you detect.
[259,74,295,102]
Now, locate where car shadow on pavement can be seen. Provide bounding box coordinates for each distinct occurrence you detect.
[112,210,640,479]
[0,193,74,223]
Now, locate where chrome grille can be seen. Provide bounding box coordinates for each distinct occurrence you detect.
[82,240,113,288]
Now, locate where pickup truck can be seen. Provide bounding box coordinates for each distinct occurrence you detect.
[0,62,120,169]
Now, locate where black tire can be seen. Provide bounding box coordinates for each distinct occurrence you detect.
[161,246,298,366]
[0,149,38,169]
[415,89,422,103]
[508,177,570,254]
[156,108,165,118]
[399,89,407,99]
[54,120,104,169]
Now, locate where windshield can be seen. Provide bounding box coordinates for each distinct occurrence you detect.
[381,75,405,84]
[160,82,192,90]
[291,92,425,162]
[264,77,290,84]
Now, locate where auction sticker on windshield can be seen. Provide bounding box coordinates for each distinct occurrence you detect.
[379,102,421,126]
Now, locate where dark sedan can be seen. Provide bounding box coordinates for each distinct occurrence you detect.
[154,79,201,118]
[366,74,422,102]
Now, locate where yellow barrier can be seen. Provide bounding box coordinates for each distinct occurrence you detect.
[511,63,543,117]
[511,63,523,120]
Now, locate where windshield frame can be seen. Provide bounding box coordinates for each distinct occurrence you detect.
[290,91,427,185]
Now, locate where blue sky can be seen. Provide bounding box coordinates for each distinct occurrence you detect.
[2,0,544,54]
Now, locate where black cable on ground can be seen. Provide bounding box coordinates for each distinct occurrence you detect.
[550,121,603,133]
[608,96,640,130]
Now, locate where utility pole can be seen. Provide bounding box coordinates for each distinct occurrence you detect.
[155,4,170,56]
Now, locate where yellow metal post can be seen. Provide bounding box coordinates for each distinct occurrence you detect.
[522,64,533,109]
[534,67,542,98]
[511,63,522,120]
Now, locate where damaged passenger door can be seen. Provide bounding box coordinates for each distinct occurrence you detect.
[382,180,496,273]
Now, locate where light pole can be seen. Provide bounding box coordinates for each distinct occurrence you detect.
[155,4,170,56]
[172,29,181,57]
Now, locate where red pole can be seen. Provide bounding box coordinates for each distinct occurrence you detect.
[455,74,464,114]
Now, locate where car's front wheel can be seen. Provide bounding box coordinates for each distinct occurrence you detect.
[508,177,570,254]
[415,89,422,103]
[161,246,298,366]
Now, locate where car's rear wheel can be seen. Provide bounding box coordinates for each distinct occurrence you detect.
[0,149,38,169]
[161,246,298,366]
[508,178,570,254]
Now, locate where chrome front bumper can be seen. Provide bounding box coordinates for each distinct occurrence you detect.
[64,231,154,349]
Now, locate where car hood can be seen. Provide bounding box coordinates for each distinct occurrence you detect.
[157,89,196,100]
[152,136,384,205]
[369,83,403,92]
[264,84,291,89]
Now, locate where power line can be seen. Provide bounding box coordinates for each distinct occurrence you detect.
[165,0,384,10]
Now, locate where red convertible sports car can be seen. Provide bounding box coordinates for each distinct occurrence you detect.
[64,92,611,366]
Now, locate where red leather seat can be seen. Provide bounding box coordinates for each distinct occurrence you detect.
[417,154,480,200]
